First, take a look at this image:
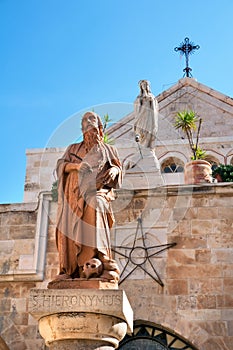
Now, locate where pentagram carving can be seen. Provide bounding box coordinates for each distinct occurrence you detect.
[112,217,176,286]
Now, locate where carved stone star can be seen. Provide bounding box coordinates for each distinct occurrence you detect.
[113,217,176,286]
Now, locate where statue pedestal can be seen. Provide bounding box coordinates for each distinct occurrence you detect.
[29,288,133,350]
[47,278,118,290]
[122,146,164,190]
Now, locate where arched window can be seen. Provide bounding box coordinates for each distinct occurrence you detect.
[204,156,219,171]
[119,322,198,350]
[161,158,184,174]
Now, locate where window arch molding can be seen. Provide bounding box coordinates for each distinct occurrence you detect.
[119,320,198,350]
[159,151,187,165]
[226,149,233,165]
[160,157,185,174]
[204,155,219,171]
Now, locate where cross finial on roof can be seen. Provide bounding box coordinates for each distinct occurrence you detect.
[174,37,200,77]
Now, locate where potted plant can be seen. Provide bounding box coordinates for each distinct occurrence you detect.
[212,164,233,182]
[174,110,212,184]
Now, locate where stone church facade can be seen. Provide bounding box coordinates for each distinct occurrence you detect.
[0,78,232,349]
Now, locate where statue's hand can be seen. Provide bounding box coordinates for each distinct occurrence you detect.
[103,167,118,184]
[79,162,92,175]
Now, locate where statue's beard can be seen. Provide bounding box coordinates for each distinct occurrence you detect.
[83,127,102,152]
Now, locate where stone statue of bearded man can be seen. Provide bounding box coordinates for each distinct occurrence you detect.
[54,111,122,283]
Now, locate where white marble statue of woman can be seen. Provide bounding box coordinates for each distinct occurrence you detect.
[133,80,158,149]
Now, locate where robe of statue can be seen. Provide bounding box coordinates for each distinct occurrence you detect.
[55,141,122,277]
[134,87,158,149]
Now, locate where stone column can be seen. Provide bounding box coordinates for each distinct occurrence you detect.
[29,289,133,350]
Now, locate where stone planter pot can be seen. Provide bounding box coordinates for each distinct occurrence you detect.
[184,160,212,184]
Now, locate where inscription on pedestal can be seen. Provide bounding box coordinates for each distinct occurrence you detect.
[29,289,133,332]
[31,292,121,309]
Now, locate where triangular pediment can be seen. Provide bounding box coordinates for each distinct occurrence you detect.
[108,78,233,144]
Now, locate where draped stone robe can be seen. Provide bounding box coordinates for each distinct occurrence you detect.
[134,92,158,149]
[55,141,122,277]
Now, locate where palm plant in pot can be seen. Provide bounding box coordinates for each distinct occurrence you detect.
[174,110,212,184]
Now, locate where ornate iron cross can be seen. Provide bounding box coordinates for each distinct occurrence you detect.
[174,37,200,77]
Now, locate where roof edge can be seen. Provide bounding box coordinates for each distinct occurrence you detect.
[157,77,233,106]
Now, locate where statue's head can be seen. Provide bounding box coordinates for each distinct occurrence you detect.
[81,111,104,140]
[138,79,151,94]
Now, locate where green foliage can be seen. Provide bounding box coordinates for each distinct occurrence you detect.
[174,110,205,160]
[212,164,233,182]
[103,133,114,145]
[190,147,206,160]
[174,110,198,131]
[51,180,58,202]
[102,113,112,132]
[102,113,114,144]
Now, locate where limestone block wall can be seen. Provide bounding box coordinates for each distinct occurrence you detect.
[0,203,42,350]
[0,194,53,350]
[24,148,64,202]
[0,203,37,278]
[0,184,232,350]
[113,184,233,350]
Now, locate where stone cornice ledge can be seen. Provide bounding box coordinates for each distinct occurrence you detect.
[115,182,233,198]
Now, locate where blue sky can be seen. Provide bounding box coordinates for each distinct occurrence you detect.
[1,0,233,203]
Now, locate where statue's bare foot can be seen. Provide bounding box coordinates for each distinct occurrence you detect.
[103,260,120,274]
[100,269,119,283]
[99,260,120,282]
[47,273,72,289]
[53,273,72,281]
